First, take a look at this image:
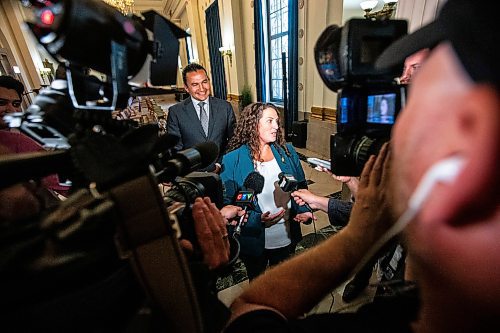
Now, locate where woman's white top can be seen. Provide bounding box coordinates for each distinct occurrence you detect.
[255,158,292,249]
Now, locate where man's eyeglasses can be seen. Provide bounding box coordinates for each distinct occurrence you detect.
[0,98,22,108]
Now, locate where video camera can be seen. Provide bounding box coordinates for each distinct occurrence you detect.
[314,18,407,176]
[163,172,224,247]
[28,0,187,109]
[4,0,189,151]
[0,1,229,332]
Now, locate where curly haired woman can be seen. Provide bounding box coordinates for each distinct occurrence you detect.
[220,102,311,280]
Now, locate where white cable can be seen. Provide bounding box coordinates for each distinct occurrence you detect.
[350,155,466,278]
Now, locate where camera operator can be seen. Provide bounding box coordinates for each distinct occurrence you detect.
[225,1,500,332]
[291,47,431,302]
[399,48,430,85]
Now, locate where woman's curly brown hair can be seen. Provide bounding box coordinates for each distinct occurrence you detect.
[226,102,290,161]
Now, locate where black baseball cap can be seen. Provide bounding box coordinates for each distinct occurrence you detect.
[376,0,500,88]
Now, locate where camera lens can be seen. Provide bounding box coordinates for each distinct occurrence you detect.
[353,136,388,173]
[331,134,388,176]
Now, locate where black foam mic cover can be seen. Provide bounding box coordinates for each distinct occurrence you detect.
[243,171,264,194]
[192,141,219,169]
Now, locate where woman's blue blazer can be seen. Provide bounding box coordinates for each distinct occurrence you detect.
[220,143,309,256]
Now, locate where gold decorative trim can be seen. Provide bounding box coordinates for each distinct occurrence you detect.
[227,94,241,102]
[323,107,336,122]
[310,106,336,122]
[311,106,323,120]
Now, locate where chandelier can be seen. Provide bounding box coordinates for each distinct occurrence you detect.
[103,0,134,15]
[360,0,398,20]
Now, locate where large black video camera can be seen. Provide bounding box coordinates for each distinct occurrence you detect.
[315,19,407,176]
[0,1,229,332]
[4,0,189,152]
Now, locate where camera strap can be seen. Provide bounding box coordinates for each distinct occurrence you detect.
[107,172,204,333]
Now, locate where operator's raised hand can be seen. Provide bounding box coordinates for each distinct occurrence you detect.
[190,197,230,270]
[343,142,395,245]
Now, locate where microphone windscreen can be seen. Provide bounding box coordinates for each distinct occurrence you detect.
[193,141,219,168]
[152,133,180,154]
[243,171,265,194]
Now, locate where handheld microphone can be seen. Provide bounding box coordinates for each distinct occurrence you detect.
[278,172,298,192]
[278,172,314,215]
[233,171,264,236]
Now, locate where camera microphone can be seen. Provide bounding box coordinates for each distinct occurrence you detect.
[155,141,219,182]
[233,171,265,236]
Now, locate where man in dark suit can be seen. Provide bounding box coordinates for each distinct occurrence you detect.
[167,63,236,172]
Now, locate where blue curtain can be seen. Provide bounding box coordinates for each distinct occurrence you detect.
[288,0,298,124]
[254,0,265,102]
[205,1,227,100]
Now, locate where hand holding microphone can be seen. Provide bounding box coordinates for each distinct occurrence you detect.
[291,189,330,213]
[233,171,264,236]
[278,172,314,224]
[220,205,246,225]
[278,172,313,211]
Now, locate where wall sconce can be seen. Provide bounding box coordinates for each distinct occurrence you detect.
[360,0,378,16]
[39,67,53,83]
[360,0,398,20]
[219,46,233,66]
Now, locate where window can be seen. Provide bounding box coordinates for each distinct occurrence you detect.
[267,0,288,103]
[185,28,194,63]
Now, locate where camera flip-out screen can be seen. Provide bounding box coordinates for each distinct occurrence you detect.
[366,93,397,125]
[339,97,351,124]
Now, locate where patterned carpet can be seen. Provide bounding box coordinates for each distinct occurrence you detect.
[215,224,343,291]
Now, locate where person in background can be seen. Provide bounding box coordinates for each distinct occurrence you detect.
[399,48,430,85]
[225,0,500,331]
[167,63,236,173]
[220,102,311,280]
[0,75,70,199]
[0,75,24,129]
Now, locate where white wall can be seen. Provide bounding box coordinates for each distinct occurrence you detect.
[396,0,446,32]
[299,0,343,117]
